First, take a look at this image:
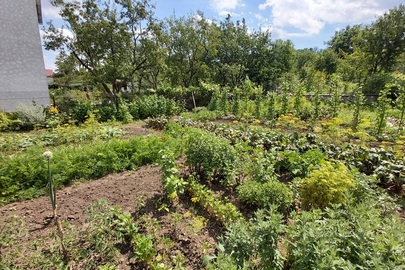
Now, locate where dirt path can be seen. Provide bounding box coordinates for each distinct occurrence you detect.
[0,166,163,236]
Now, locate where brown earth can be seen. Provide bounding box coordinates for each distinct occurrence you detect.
[0,123,219,269]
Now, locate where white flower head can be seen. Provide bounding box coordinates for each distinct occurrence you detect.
[43,151,53,159]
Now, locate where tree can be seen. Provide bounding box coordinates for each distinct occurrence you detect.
[43,0,158,104]
[326,25,362,57]
[315,49,339,77]
[213,15,251,88]
[359,4,405,74]
[164,11,218,88]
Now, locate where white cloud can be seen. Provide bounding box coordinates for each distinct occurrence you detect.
[210,0,244,15]
[258,0,394,36]
[41,1,61,19]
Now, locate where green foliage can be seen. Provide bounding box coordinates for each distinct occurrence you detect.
[297,161,355,210]
[44,0,157,100]
[375,84,392,137]
[185,129,237,185]
[159,148,187,200]
[266,92,277,123]
[287,201,405,269]
[128,95,179,120]
[133,234,156,264]
[275,149,326,179]
[71,100,93,124]
[238,180,293,214]
[0,135,172,205]
[0,125,123,155]
[187,176,242,225]
[14,102,46,129]
[0,112,20,131]
[351,86,364,132]
[219,209,285,269]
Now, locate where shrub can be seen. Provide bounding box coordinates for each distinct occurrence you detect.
[185,130,237,185]
[297,160,355,210]
[287,201,405,269]
[128,95,179,120]
[97,104,116,122]
[14,102,46,129]
[220,209,285,269]
[71,100,92,124]
[275,149,326,179]
[238,180,294,214]
[0,112,20,131]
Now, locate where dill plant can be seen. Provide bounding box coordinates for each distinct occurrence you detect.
[297,160,354,210]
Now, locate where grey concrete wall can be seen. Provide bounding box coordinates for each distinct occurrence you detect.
[0,0,50,112]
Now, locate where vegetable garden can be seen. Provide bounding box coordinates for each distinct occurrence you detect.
[1,82,405,268]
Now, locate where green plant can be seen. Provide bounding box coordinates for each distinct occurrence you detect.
[275,149,326,179]
[134,234,156,265]
[238,180,293,214]
[280,82,289,115]
[329,76,340,118]
[187,176,242,225]
[351,86,364,132]
[254,86,263,120]
[185,129,237,185]
[160,148,187,201]
[266,92,277,124]
[43,150,57,217]
[297,160,355,210]
[287,200,405,269]
[375,84,392,137]
[220,209,285,269]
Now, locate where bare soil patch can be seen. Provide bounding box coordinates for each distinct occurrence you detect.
[0,165,218,269]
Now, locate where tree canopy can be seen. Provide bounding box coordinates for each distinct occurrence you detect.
[45,1,405,97]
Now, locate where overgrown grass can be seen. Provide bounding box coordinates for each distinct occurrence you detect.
[0,135,179,205]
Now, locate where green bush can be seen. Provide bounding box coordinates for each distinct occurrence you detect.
[0,112,24,131]
[97,104,116,122]
[185,129,237,185]
[128,95,179,120]
[287,201,405,269]
[219,209,285,269]
[238,180,294,214]
[14,103,46,129]
[275,149,326,179]
[297,160,355,210]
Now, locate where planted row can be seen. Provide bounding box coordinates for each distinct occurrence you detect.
[0,135,174,205]
[174,119,405,192]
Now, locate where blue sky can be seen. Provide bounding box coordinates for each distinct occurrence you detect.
[40,0,404,70]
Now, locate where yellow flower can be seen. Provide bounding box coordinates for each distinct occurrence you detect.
[191,197,199,203]
[49,106,59,114]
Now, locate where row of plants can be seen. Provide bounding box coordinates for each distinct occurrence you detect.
[157,122,405,269]
[0,135,177,205]
[159,147,242,225]
[0,124,123,156]
[171,119,405,194]
[206,77,405,138]
[0,94,181,131]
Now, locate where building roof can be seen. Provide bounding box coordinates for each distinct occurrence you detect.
[45,69,54,77]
